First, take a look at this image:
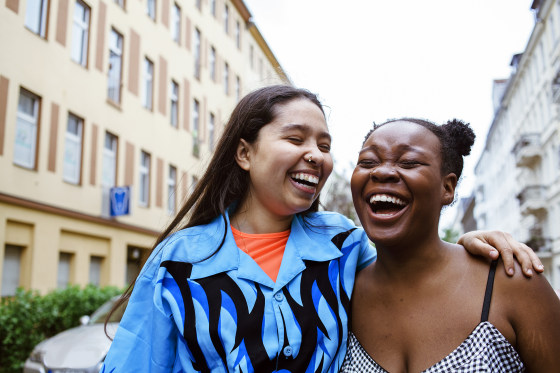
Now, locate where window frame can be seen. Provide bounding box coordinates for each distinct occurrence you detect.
[142,57,154,110]
[139,150,151,207]
[24,0,50,38]
[107,28,124,104]
[71,0,90,67]
[14,89,41,170]
[170,80,179,127]
[63,112,84,185]
[167,165,177,215]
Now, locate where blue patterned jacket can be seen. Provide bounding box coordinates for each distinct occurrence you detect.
[102,211,375,372]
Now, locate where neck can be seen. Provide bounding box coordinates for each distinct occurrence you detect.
[231,201,293,234]
[373,230,452,281]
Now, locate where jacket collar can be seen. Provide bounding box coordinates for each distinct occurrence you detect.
[187,208,343,289]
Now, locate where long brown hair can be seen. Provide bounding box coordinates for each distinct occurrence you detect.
[106,85,325,334]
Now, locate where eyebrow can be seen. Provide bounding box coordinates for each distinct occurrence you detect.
[359,144,421,154]
[280,123,332,141]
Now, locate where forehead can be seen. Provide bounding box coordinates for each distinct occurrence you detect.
[266,99,329,134]
[365,121,440,150]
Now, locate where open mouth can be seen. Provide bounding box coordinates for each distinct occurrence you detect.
[369,194,408,215]
[291,172,319,188]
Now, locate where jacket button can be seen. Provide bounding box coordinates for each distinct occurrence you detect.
[274,292,284,302]
[283,346,293,357]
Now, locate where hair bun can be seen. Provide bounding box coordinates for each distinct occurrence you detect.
[443,119,475,156]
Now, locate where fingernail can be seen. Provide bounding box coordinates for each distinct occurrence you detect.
[527,269,533,275]
[538,265,544,270]
[508,268,514,275]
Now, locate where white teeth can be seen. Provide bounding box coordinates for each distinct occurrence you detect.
[292,173,319,185]
[369,194,406,206]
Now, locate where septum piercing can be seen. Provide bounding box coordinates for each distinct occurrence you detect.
[307,155,313,163]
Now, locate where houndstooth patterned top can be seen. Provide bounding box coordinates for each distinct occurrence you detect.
[340,261,525,372]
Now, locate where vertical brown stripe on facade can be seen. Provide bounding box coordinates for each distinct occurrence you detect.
[95,1,107,72]
[156,157,163,207]
[158,56,168,115]
[216,0,222,23]
[55,0,69,46]
[125,141,134,186]
[183,78,190,131]
[6,0,19,13]
[185,16,191,51]
[0,76,9,155]
[128,30,140,96]
[161,0,170,28]
[47,103,59,172]
[90,124,98,185]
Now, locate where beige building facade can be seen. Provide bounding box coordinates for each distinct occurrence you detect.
[0,0,288,295]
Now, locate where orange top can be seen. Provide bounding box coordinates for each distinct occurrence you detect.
[231,225,290,282]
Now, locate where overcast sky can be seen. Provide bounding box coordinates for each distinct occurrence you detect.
[243,0,535,225]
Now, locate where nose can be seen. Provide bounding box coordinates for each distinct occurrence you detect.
[305,147,326,166]
[369,164,399,182]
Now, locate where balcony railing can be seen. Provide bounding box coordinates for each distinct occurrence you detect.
[516,185,547,216]
[512,133,541,168]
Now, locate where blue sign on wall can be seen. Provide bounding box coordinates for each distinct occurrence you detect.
[110,186,130,216]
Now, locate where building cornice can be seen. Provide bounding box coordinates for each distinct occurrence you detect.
[0,192,159,237]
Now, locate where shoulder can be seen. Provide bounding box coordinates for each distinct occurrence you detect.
[140,218,229,277]
[305,211,358,230]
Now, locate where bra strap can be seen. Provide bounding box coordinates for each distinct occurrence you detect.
[480,260,499,322]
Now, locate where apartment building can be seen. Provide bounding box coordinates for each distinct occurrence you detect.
[474,0,560,288]
[0,0,289,295]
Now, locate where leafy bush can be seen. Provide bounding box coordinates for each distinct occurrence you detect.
[0,285,122,373]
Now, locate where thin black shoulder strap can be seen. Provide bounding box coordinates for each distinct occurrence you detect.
[481,259,499,322]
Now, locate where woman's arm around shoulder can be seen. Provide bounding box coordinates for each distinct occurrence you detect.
[496,260,560,370]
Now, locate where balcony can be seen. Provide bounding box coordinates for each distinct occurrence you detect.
[512,133,541,168]
[552,69,560,104]
[516,185,547,216]
[525,226,552,256]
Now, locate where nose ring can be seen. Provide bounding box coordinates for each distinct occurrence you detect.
[307,155,313,163]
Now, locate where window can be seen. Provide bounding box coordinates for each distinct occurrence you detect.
[102,132,117,187]
[192,99,200,157]
[235,20,241,49]
[209,112,215,151]
[101,131,118,215]
[71,0,90,66]
[194,28,201,79]
[1,245,23,297]
[168,165,177,215]
[139,151,151,206]
[89,256,103,286]
[107,29,123,104]
[142,58,154,110]
[171,4,181,43]
[170,81,179,127]
[147,0,156,20]
[223,4,229,33]
[235,75,240,101]
[191,175,199,192]
[113,0,125,8]
[14,89,40,169]
[195,0,202,10]
[126,246,143,285]
[57,252,73,289]
[25,0,49,37]
[224,62,229,95]
[210,0,216,16]
[63,113,83,184]
[209,46,216,81]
